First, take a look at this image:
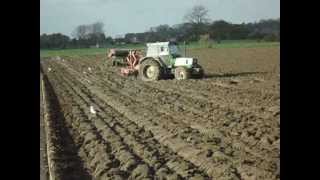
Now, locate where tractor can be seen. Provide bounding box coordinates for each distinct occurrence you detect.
[107,41,204,81]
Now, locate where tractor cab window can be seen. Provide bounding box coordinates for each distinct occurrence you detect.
[169,45,181,57]
[160,47,164,52]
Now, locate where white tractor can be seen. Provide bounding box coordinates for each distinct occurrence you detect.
[107,41,204,81]
[138,41,204,81]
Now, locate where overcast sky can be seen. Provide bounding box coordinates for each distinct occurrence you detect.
[40,0,280,38]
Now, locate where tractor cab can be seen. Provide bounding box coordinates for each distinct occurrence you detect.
[146,41,181,58]
[146,41,187,68]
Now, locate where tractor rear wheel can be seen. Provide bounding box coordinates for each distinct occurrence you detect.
[139,59,161,81]
[175,67,190,80]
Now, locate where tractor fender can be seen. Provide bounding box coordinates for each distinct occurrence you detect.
[139,57,166,68]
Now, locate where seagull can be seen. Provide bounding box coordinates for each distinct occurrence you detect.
[90,106,96,114]
[48,67,52,72]
[88,67,92,72]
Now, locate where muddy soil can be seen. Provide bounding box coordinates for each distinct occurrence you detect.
[40,47,280,180]
[41,72,92,180]
[40,72,49,180]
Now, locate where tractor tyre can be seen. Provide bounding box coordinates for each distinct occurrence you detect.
[174,66,190,80]
[139,59,162,81]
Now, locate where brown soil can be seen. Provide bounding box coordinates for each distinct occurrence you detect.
[40,72,49,180]
[40,46,280,180]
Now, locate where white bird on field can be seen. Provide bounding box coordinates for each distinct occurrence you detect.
[90,105,96,114]
[88,67,92,72]
[48,67,52,72]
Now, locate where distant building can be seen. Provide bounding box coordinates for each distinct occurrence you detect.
[169,38,177,42]
[130,37,140,44]
[89,43,100,48]
[115,34,125,39]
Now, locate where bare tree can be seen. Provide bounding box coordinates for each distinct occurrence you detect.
[91,22,104,35]
[72,25,89,39]
[72,22,105,40]
[184,5,210,24]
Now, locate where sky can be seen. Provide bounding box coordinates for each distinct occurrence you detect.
[40,0,280,38]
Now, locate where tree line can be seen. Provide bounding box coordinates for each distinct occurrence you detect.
[40,5,279,49]
[40,22,113,49]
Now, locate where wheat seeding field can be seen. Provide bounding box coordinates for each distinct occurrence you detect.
[40,45,280,180]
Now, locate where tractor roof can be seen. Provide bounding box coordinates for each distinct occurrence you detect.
[146,41,177,47]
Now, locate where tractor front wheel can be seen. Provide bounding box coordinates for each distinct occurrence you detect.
[174,67,190,80]
[139,59,161,81]
[193,64,205,79]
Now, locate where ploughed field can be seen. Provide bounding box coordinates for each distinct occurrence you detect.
[40,46,280,180]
